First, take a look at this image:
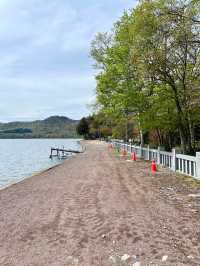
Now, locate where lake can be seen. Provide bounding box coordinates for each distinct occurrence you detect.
[0,139,80,189]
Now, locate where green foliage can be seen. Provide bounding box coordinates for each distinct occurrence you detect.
[91,0,200,153]
[77,114,113,140]
[0,128,32,134]
[76,118,89,138]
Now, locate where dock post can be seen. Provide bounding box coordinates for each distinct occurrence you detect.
[50,148,53,159]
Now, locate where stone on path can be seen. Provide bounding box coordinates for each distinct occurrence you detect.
[133,262,140,266]
[162,255,168,262]
[188,194,200,198]
[121,254,130,261]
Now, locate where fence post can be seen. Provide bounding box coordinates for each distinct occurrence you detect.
[132,145,135,154]
[196,152,200,178]
[147,145,150,160]
[139,144,142,158]
[157,146,160,165]
[171,148,176,171]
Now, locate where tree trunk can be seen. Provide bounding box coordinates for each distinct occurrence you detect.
[140,129,144,146]
[137,116,144,146]
[178,120,195,155]
[169,83,191,154]
[168,132,173,150]
[156,128,162,146]
[188,113,195,153]
[179,129,187,154]
[125,118,128,143]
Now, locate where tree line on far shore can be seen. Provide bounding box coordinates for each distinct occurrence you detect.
[77,0,200,155]
[76,115,112,140]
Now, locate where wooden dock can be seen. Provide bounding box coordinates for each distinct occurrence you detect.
[49,147,83,159]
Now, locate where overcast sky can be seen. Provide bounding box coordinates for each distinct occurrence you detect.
[0,0,136,122]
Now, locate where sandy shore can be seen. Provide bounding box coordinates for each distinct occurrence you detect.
[1,141,200,265]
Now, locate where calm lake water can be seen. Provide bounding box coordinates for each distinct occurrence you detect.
[0,139,81,188]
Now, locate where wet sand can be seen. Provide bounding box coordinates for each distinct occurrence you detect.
[0,141,200,265]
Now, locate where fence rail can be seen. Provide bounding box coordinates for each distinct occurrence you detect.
[111,140,200,179]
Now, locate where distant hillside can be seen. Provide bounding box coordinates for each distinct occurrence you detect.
[0,116,79,138]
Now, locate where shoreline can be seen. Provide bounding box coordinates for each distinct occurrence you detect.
[0,153,80,192]
[0,161,63,192]
[0,139,84,192]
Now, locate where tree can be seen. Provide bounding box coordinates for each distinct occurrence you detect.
[90,0,200,154]
[76,118,89,138]
[131,0,200,153]
[91,12,148,143]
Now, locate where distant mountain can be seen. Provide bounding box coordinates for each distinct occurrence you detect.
[43,116,77,124]
[0,116,79,139]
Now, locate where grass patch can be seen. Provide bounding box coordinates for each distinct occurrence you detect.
[177,173,200,189]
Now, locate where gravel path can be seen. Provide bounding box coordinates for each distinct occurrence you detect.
[0,141,200,266]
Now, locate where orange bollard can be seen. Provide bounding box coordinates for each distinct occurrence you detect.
[131,152,137,161]
[151,160,157,172]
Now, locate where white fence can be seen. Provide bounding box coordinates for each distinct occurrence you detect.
[112,141,200,179]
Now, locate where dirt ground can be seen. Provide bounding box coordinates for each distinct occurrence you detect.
[0,141,200,266]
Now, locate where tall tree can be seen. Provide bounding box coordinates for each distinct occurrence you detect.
[131,0,200,153]
[76,118,89,138]
[91,0,200,153]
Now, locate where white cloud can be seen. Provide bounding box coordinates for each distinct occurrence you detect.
[0,0,137,122]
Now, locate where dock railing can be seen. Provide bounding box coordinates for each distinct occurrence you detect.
[111,140,200,179]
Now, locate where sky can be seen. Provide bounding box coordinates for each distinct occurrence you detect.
[0,0,137,122]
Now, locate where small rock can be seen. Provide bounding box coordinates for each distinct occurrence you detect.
[187,255,194,259]
[188,194,200,198]
[73,258,79,265]
[102,234,106,239]
[121,254,130,261]
[66,256,79,265]
[109,256,117,263]
[66,256,73,262]
[133,262,140,266]
[191,209,198,213]
[162,255,168,262]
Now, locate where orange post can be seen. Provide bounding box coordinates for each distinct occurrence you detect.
[151,160,157,172]
[131,152,137,161]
